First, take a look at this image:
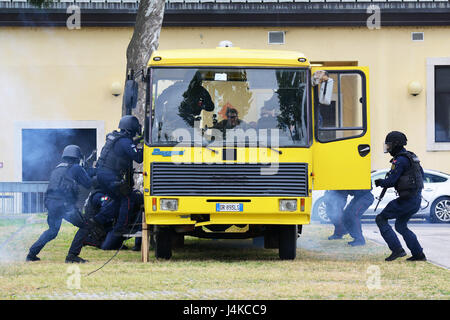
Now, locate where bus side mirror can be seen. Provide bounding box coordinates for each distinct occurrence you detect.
[124,79,138,111]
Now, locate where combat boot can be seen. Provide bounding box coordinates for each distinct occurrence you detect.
[65,254,88,263]
[385,248,406,261]
[26,254,40,262]
[407,252,427,261]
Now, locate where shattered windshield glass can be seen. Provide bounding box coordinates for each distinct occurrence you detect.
[150,67,309,147]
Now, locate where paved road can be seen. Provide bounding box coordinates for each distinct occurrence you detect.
[362,222,450,269]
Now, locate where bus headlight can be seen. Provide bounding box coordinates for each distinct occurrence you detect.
[160,199,178,211]
[279,200,297,212]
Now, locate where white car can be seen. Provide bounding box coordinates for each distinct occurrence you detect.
[312,169,450,224]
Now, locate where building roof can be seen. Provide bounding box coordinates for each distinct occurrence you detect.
[0,0,449,27]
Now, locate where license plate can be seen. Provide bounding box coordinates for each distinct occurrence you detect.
[216,203,243,212]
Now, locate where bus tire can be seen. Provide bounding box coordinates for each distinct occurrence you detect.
[278,225,297,260]
[155,227,173,260]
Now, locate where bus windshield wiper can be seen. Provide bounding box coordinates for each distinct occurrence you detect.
[195,141,218,154]
[202,145,218,154]
[260,146,282,154]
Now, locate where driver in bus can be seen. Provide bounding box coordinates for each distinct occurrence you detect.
[214,107,244,130]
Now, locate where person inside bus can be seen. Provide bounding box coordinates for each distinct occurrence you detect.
[214,107,245,130]
[313,70,334,128]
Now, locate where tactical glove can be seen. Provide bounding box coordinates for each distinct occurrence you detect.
[374,179,383,188]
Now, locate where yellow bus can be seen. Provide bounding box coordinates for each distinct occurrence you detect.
[135,44,371,260]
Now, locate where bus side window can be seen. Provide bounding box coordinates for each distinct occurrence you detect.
[316,72,366,143]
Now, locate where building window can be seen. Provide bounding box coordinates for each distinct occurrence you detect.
[14,120,104,181]
[411,32,424,42]
[22,128,97,181]
[427,58,450,151]
[435,66,450,143]
[268,31,285,45]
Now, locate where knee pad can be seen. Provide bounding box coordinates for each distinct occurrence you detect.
[375,214,386,227]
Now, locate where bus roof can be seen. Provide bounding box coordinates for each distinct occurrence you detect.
[149,47,310,68]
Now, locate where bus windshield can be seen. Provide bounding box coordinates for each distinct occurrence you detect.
[150,67,309,147]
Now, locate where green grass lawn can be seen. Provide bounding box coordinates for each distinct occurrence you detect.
[0,217,448,300]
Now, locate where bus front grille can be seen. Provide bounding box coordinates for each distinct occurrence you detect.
[150,163,308,197]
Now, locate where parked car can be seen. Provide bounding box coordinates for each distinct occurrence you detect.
[312,169,450,224]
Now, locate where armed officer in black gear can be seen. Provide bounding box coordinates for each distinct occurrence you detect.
[92,115,143,236]
[67,188,143,260]
[374,131,426,262]
[26,145,94,262]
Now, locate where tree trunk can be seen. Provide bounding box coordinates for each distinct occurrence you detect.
[124,0,165,189]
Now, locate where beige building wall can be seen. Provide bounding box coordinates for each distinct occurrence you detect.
[0,27,132,181]
[1,25,449,181]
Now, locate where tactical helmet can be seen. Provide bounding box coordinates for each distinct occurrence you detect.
[118,115,142,137]
[384,131,407,154]
[62,145,82,160]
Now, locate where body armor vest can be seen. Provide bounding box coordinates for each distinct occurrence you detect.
[96,131,129,175]
[46,163,79,202]
[394,151,424,199]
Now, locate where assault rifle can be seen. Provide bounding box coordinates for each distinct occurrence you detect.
[82,149,97,169]
[374,171,390,212]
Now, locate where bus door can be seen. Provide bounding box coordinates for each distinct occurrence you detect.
[311,67,371,190]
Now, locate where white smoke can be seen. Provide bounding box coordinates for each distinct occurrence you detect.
[0,215,46,263]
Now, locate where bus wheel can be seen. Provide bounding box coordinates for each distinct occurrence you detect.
[278,225,297,260]
[155,227,173,260]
